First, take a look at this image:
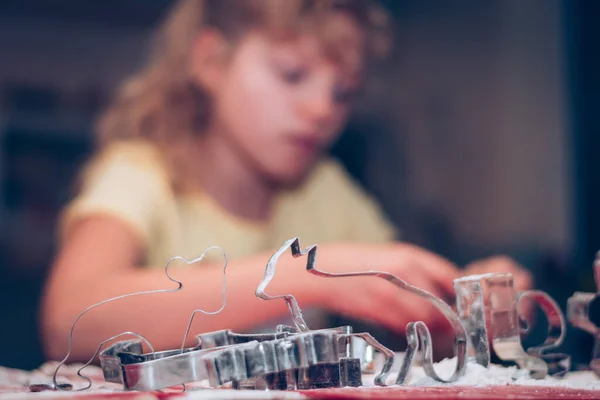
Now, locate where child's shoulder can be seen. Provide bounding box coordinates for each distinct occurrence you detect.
[86,139,168,178]
[79,139,172,196]
[94,139,166,168]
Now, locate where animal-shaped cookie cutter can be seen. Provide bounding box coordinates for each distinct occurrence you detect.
[31,246,228,392]
[258,237,468,385]
[454,272,570,379]
[255,237,397,388]
[567,251,600,377]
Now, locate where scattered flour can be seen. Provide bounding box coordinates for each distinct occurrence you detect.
[364,354,600,390]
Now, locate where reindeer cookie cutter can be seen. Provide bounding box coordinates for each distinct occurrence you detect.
[253,237,397,388]
[454,272,570,379]
[257,237,468,386]
[567,251,600,377]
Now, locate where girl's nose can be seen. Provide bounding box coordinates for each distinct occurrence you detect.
[300,87,337,128]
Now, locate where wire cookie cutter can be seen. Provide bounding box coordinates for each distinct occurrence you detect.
[31,254,184,391]
[567,251,600,377]
[32,246,227,392]
[99,247,228,391]
[255,237,396,387]
[454,272,569,379]
[294,238,468,385]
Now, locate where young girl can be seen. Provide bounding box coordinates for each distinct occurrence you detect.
[42,0,531,362]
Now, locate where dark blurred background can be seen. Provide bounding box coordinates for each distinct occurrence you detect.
[0,0,599,372]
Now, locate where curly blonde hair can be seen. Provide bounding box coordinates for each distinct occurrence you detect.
[95,0,390,191]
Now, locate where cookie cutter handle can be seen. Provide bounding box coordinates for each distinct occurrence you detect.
[518,290,570,376]
[518,290,566,356]
[485,273,549,379]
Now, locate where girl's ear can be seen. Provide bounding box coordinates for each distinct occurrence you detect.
[189,29,230,93]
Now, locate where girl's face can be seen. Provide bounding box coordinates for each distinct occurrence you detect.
[198,13,366,186]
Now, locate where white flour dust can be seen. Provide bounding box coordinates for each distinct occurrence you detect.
[364,355,600,390]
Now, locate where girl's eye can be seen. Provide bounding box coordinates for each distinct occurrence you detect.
[279,66,308,84]
[270,52,309,84]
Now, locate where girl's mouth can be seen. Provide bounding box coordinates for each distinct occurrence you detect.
[288,135,322,156]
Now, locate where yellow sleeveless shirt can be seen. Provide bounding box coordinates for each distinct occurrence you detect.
[60,140,397,266]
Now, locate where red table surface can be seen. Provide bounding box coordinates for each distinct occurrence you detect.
[299,385,600,400]
[3,363,600,400]
[3,386,599,400]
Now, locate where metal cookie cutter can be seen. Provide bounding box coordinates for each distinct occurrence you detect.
[100,321,366,390]
[260,237,467,385]
[31,246,228,392]
[567,251,600,377]
[97,248,229,391]
[454,273,569,379]
[255,237,397,387]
